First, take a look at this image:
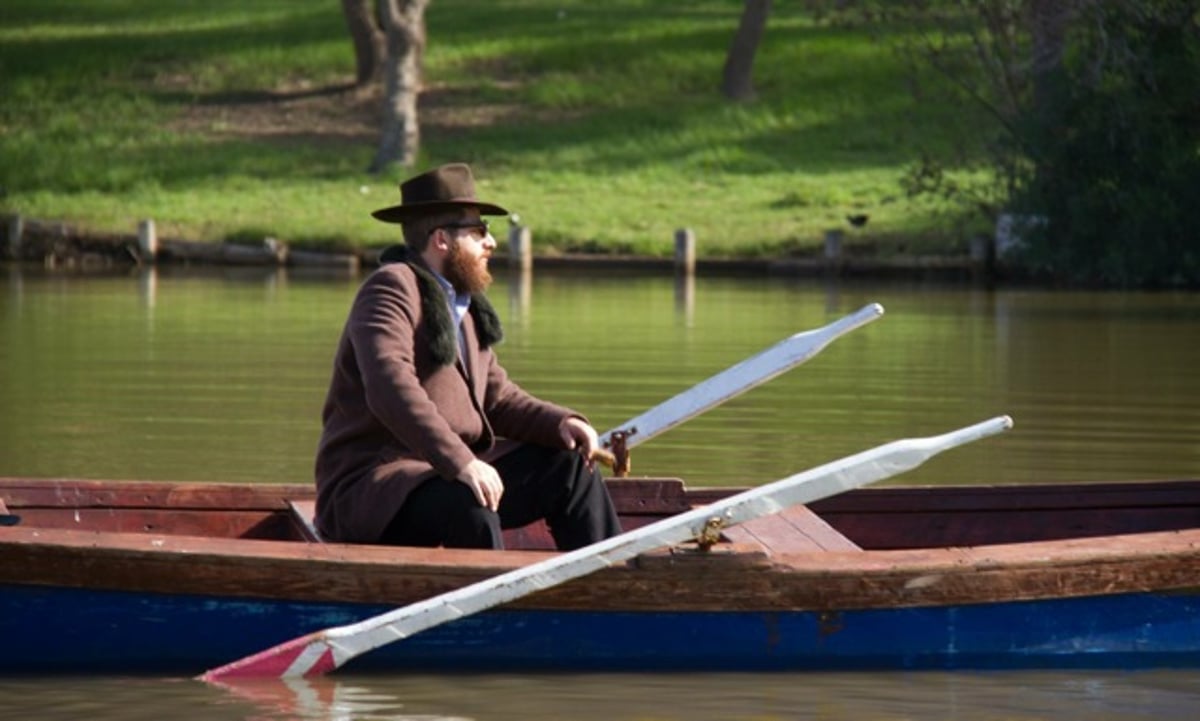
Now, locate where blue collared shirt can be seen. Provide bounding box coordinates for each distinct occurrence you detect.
[431,271,470,360]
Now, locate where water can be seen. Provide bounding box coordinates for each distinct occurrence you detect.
[2,265,1200,718]
[2,670,1200,720]
[3,266,1199,487]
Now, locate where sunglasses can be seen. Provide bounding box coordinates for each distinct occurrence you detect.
[433,220,490,238]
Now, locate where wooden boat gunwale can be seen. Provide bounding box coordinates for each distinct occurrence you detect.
[4,475,1200,673]
[3,476,1200,613]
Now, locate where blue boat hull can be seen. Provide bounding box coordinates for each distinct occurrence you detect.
[5,584,1200,674]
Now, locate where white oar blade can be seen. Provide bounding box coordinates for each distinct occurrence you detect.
[199,414,1011,682]
[599,303,884,450]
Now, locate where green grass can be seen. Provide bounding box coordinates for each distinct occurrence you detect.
[0,0,992,257]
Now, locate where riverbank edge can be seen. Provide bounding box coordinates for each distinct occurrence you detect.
[2,214,1009,283]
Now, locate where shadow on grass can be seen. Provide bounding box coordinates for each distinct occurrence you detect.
[3,0,987,203]
[162,83,361,107]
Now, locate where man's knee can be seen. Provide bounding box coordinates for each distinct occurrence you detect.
[384,477,504,549]
[547,447,596,481]
[443,503,503,548]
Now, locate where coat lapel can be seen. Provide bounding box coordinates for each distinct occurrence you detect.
[458,312,487,406]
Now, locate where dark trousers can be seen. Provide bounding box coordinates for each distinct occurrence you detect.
[380,444,622,550]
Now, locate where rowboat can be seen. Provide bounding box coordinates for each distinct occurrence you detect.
[3,473,1199,674]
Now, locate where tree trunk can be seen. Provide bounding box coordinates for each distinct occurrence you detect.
[1027,0,1075,117]
[721,0,772,101]
[369,0,429,173]
[340,0,385,87]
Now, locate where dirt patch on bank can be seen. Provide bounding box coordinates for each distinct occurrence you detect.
[166,77,530,147]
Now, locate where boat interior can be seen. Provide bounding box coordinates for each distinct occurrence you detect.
[3,476,1200,555]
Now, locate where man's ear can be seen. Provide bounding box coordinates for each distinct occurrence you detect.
[430,229,450,252]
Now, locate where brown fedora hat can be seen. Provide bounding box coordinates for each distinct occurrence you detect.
[371,163,508,223]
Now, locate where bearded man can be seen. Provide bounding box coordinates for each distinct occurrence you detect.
[314,163,621,549]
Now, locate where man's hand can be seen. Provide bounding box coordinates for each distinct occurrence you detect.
[457,459,504,511]
[559,417,599,465]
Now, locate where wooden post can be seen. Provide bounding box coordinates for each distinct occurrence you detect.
[137,219,158,262]
[969,234,994,264]
[264,237,288,265]
[674,228,696,276]
[508,223,532,273]
[6,214,23,259]
[824,229,843,261]
[969,233,995,282]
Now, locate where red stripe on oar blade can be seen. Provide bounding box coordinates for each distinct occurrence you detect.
[199,635,337,682]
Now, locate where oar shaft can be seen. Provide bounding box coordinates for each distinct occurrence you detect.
[599,303,884,450]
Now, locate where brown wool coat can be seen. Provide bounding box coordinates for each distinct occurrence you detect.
[314,259,578,543]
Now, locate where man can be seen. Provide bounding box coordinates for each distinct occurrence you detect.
[314,163,622,550]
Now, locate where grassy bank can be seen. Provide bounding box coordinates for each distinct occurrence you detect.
[1,1,988,258]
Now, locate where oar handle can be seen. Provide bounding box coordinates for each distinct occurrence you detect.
[590,447,617,469]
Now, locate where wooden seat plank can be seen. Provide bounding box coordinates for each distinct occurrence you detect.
[722,504,861,553]
[288,478,697,551]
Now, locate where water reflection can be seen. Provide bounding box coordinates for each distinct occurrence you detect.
[206,672,1200,721]
[2,670,1198,720]
[137,267,157,311]
[210,677,413,720]
[674,271,694,326]
[506,266,532,330]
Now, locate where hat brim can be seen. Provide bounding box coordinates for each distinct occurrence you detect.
[371,200,509,224]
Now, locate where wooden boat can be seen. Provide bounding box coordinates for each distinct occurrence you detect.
[2,475,1200,674]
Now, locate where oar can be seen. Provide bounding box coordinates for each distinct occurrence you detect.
[200,414,1012,682]
[0,499,19,526]
[598,302,884,452]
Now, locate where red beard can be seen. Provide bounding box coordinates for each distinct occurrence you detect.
[444,239,492,295]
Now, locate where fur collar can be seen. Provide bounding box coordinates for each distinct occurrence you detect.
[378,244,503,366]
